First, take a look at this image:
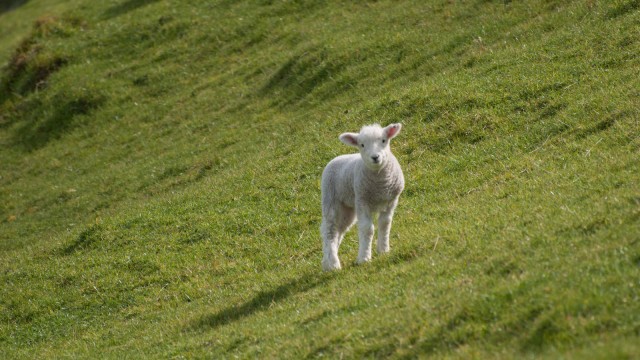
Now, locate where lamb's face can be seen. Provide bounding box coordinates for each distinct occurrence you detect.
[339,123,402,170]
[357,127,390,170]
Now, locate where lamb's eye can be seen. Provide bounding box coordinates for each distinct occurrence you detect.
[382,139,386,143]
[360,144,364,148]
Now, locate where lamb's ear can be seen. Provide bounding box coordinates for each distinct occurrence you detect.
[339,132,359,147]
[384,123,402,139]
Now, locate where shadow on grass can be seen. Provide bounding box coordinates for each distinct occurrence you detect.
[0,0,29,15]
[13,94,103,151]
[259,49,346,108]
[60,224,103,255]
[191,271,336,331]
[103,0,161,19]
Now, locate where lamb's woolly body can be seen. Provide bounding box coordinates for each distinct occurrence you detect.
[320,124,404,271]
[322,154,403,212]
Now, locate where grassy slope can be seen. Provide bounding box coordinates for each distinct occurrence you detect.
[1,0,639,358]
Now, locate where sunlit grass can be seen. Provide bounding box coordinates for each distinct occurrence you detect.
[1,0,639,358]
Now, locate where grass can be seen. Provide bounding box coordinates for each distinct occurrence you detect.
[1,0,639,358]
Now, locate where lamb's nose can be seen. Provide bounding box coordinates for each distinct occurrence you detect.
[372,155,380,162]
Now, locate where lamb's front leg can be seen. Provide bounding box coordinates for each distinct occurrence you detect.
[377,203,397,254]
[378,199,398,254]
[356,210,374,264]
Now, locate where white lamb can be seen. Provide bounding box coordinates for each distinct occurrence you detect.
[320,123,405,271]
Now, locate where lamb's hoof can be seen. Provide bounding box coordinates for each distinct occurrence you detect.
[355,256,372,265]
[322,258,341,271]
[377,247,390,255]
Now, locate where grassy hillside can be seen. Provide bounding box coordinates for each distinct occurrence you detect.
[1,0,639,358]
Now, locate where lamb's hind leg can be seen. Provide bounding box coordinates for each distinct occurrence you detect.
[321,205,355,271]
[321,208,343,271]
[337,204,356,246]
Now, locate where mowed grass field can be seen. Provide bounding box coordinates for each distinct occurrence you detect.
[1,0,639,358]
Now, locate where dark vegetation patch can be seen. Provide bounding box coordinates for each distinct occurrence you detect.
[606,0,640,19]
[0,15,95,150]
[0,0,29,14]
[0,15,85,102]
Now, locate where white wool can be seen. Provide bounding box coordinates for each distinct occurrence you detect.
[320,123,404,271]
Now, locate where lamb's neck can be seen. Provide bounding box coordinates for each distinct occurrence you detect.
[361,156,400,183]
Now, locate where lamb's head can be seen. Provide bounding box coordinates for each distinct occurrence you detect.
[339,123,402,170]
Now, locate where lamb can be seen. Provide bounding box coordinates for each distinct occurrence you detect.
[320,123,404,271]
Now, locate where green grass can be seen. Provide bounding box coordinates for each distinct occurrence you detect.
[1,0,639,358]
